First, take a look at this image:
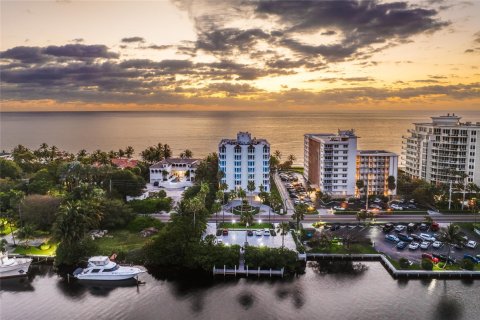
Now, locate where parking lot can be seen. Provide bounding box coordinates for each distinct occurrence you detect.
[313,222,480,264]
[278,171,315,209]
[205,223,297,251]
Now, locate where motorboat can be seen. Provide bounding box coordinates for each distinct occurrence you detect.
[0,252,32,278]
[73,256,145,281]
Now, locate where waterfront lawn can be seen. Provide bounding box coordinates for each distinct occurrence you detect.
[13,243,58,256]
[218,222,273,230]
[94,229,148,255]
[0,219,16,235]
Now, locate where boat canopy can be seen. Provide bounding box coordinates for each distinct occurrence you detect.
[88,256,110,266]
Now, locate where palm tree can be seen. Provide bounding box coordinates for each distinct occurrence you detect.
[269,193,282,213]
[277,222,290,248]
[437,224,464,269]
[125,146,134,159]
[49,145,58,161]
[287,154,296,163]
[247,180,255,206]
[240,210,254,226]
[19,225,34,247]
[180,149,193,159]
[185,197,204,235]
[387,175,396,199]
[163,144,172,159]
[292,203,307,231]
[274,150,282,160]
[356,179,365,198]
[118,149,125,157]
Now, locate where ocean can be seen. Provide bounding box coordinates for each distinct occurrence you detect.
[1,110,479,165]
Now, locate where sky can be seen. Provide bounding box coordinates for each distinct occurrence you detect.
[1,0,479,111]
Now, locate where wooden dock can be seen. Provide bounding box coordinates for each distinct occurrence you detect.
[306,253,480,279]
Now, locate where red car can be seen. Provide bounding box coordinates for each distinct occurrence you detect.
[430,222,440,232]
[222,229,229,236]
[422,253,439,264]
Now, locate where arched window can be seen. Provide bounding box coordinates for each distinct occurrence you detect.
[234,145,241,153]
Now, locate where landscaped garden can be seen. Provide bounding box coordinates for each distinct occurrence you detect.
[0,218,16,235]
[13,243,58,256]
[232,204,259,215]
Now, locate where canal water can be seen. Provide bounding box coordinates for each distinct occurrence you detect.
[1,262,478,320]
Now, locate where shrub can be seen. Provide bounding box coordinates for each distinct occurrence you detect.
[40,243,51,250]
[55,238,98,267]
[461,259,475,271]
[127,215,163,233]
[421,258,433,270]
[128,198,172,214]
[19,194,62,231]
[399,258,410,269]
[244,246,299,272]
[99,198,135,229]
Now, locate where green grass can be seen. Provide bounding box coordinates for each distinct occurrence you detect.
[231,205,260,215]
[94,229,148,255]
[13,243,57,256]
[0,219,17,236]
[218,222,274,229]
[309,243,377,254]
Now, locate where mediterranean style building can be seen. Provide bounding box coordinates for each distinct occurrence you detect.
[304,130,398,197]
[218,132,270,193]
[356,150,398,197]
[403,114,480,185]
[304,130,358,197]
[149,158,199,188]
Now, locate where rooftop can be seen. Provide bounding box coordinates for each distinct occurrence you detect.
[150,158,199,168]
[414,113,480,128]
[219,131,269,146]
[358,150,397,156]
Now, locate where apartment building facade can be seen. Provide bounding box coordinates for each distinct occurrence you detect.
[356,150,398,197]
[304,130,358,197]
[218,132,270,193]
[403,114,480,185]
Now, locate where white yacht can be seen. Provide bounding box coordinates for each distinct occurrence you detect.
[0,252,32,278]
[73,256,145,281]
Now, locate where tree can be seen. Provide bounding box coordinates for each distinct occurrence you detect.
[180,149,193,159]
[18,225,34,247]
[287,154,296,163]
[269,193,282,213]
[277,222,290,248]
[387,176,396,198]
[19,194,62,231]
[28,169,56,195]
[125,146,135,159]
[0,159,22,179]
[99,198,135,229]
[53,201,101,244]
[356,210,369,225]
[356,180,365,198]
[107,170,146,199]
[292,203,307,231]
[163,144,172,159]
[274,150,282,160]
[437,224,464,269]
[240,210,254,227]
[247,180,255,206]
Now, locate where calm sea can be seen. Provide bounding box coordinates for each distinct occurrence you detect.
[1,110,480,164]
[1,263,479,320]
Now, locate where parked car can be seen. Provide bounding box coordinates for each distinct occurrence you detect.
[264,229,270,236]
[255,229,263,236]
[419,233,435,242]
[222,229,229,236]
[463,254,480,263]
[383,223,394,233]
[396,241,407,249]
[432,253,456,264]
[330,224,341,231]
[420,241,431,250]
[422,253,439,264]
[333,206,346,211]
[398,233,414,242]
[216,238,223,244]
[407,223,417,232]
[432,241,443,248]
[408,242,420,250]
[385,234,400,242]
[247,230,253,236]
[419,223,429,231]
[466,240,478,249]
[374,198,382,203]
[430,222,440,231]
[394,225,406,232]
[391,204,403,210]
[411,234,422,242]
[370,204,382,209]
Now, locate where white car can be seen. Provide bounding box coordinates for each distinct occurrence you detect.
[408,242,420,250]
[394,225,406,232]
[420,241,430,250]
[333,206,346,211]
[432,241,443,248]
[255,229,263,236]
[264,229,271,236]
[419,233,435,242]
[216,238,223,244]
[391,204,403,210]
[466,240,478,249]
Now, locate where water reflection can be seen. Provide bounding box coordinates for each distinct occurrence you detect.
[308,260,369,276]
[433,296,463,320]
[237,292,255,309]
[0,276,34,292]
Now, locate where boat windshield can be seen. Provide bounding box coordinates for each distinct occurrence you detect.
[102,265,120,272]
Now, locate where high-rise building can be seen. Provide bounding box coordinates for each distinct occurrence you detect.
[218,132,270,192]
[403,114,480,185]
[304,130,358,197]
[356,150,398,197]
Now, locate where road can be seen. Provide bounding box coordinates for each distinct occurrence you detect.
[153,214,479,224]
[273,172,295,215]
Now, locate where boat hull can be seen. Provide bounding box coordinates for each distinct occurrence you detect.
[75,273,142,281]
[0,259,32,279]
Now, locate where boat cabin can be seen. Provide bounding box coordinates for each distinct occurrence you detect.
[88,256,111,266]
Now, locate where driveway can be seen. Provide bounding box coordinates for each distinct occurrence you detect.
[273,172,295,215]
